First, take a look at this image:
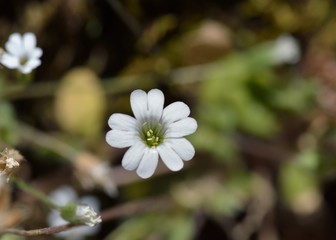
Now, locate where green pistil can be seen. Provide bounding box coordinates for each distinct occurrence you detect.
[141,122,164,148]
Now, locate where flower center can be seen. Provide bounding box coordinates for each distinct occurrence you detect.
[20,56,29,66]
[140,122,165,148]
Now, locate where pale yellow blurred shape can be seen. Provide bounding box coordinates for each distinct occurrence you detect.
[181,20,232,65]
[291,190,322,215]
[54,67,106,143]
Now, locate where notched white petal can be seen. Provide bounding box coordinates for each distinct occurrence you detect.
[130,89,148,121]
[0,53,19,68]
[165,117,197,138]
[162,102,190,125]
[108,113,137,131]
[5,41,22,56]
[8,33,21,46]
[19,65,33,74]
[121,141,146,170]
[167,138,195,161]
[30,48,43,58]
[106,130,137,148]
[136,148,158,179]
[23,32,37,50]
[148,89,164,122]
[158,143,184,171]
[27,58,41,68]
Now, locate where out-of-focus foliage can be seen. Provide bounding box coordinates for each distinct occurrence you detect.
[0,235,25,240]
[280,149,321,215]
[193,41,315,161]
[2,0,336,239]
[106,213,194,240]
[172,172,253,216]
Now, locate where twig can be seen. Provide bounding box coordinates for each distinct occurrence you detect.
[0,196,170,237]
[231,174,277,240]
[11,176,59,209]
[0,223,77,237]
[101,195,170,221]
[106,0,142,38]
[19,123,78,160]
[3,62,211,100]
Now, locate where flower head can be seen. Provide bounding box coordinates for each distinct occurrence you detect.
[0,32,42,74]
[48,186,101,240]
[0,148,23,180]
[106,89,197,179]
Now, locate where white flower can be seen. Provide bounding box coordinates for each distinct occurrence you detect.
[273,35,300,64]
[48,186,101,240]
[106,89,197,179]
[1,32,42,74]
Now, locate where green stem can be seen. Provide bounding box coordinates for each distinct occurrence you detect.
[11,176,59,209]
[16,71,32,84]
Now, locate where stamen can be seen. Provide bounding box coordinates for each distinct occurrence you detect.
[142,124,164,148]
[20,56,29,66]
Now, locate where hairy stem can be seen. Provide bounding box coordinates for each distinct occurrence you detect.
[11,176,59,209]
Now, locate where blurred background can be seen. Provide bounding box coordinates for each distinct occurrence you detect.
[1,0,336,239]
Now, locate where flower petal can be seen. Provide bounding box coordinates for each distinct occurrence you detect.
[30,48,43,58]
[162,102,190,125]
[18,65,33,74]
[5,40,22,56]
[130,89,148,121]
[108,113,137,131]
[166,138,195,161]
[18,58,41,73]
[8,33,22,47]
[105,129,137,148]
[148,89,164,123]
[23,32,37,51]
[165,117,197,138]
[136,148,158,179]
[121,141,146,170]
[26,58,41,69]
[0,53,19,69]
[158,143,184,171]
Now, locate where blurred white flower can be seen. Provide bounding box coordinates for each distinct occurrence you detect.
[106,89,197,179]
[0,32,42,74]
[73,153,118,197]
[48,186,101,240]
[273,35,300,64]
